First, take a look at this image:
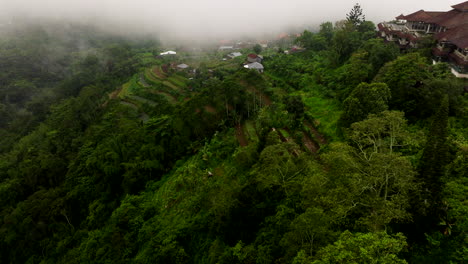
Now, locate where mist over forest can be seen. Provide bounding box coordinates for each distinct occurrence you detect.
[0,0,463,41]
[0,1,467,263]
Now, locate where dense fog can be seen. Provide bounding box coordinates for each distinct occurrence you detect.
[0,0,463,41]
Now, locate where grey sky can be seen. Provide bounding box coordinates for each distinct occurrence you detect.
[0,0,463,40]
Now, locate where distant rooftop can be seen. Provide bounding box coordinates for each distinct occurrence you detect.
[452,1,468,11]
[229,52,242,57]
[245,62,264,70]
[160,51,176,55]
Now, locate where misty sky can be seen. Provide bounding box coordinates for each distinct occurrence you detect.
[0,0,463,40]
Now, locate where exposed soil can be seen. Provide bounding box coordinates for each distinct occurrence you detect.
[235,124,248,147]
[109,86,122,99]
[302,131,320,153]
[204,105,217,114]
[304,120,327,145]
[274,128,299,157]
[153,66,166,79]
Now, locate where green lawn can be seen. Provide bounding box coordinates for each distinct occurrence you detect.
[144,68,162,85]
[119,76,141,98]
[163,81,184,93]
[293,89,342,141]
[244,120,258,142]
[167,75,188,88]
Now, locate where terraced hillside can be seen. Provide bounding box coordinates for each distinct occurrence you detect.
[112,65,191,121]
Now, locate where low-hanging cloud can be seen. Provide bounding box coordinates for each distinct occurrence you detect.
[0,0,462,41]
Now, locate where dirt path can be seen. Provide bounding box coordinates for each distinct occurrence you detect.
[109,86,122,99]
[153,66,166,79]
[302,131,320,153]
[204,105,217,114]
[235,124,248,147]
[273,128,300,157]
[304,120,327,145]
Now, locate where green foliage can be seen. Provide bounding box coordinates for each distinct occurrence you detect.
[312,230,408,264]
[346,3,365,26]
[363,38,399,77]
[374,53,432,117]
[324,111,418,231]
[253,44,263,54]
[340,82,391,127]
[417,96,450,219]
[0,14,466,264]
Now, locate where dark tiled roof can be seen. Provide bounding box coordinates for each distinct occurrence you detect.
[434,24,468,44]
[426,9,468,29]
[432,47,449,57]
[402,10,445,22]
[452,1,468,11]
[449,53,468,66]
[426,11,447,17]
[451,37,468,49]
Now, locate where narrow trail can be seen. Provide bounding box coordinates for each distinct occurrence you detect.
[304,120,327,145]
[203,105,217,114]
[109,86,122,99]
[273,128,300,157]
[155,66,168,77]
[235,124,248,147]
[302,131,320,153]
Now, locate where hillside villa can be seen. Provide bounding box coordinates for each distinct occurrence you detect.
[377,1,468,78]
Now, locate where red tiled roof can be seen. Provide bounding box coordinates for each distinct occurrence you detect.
[426,9,468,29]
[451,37,468,49]
[452,1,468,11]
[449,52,468,66]
[426,11,447,17]
[396,14,405,19]
[438,25,468,48]
[402,10,445,23]
[432,47,449,57]
[248,54,258,58]
[435,25,468,44]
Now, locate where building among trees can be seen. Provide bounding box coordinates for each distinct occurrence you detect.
[378,1,468,77]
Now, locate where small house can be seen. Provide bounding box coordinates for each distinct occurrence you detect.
[160,51,177,56]
[227,52,242,59]
[244,62,264,73]
[177,63,189,70]
[247,54,263,63]
[219,46,234,50]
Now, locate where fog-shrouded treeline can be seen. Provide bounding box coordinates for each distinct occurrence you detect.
[0,20,160,152]
[0,5,467,264]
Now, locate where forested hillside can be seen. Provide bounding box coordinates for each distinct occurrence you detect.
[0,10,467,264]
